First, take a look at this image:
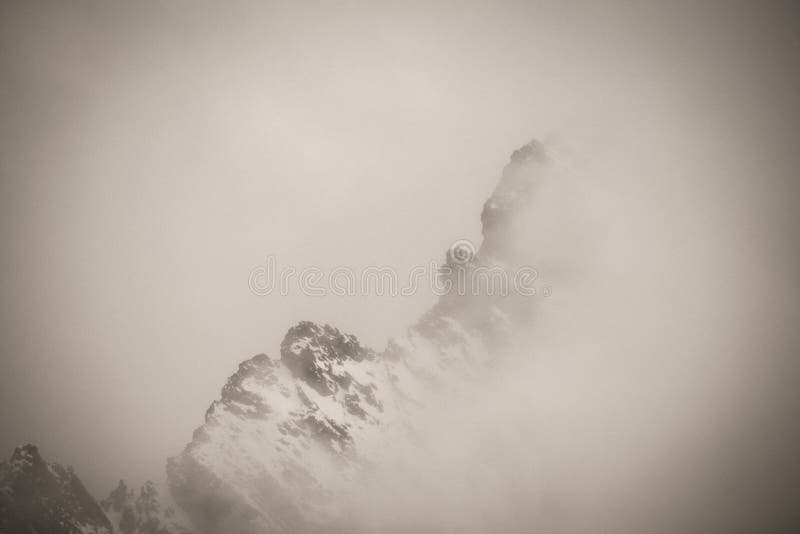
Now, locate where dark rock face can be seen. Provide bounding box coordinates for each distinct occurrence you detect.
[0,444,113,534]
[280,321,376,396]
[480,139,549,263]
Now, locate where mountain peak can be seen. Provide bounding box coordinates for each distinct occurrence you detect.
[509,138,549,165]
[101,478,193,534]
[1,444,113,534]
[9,443,43,468]
[102,479,132,513]
[280,321,375,396]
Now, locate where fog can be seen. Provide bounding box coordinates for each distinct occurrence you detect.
[1,1,798,531]
[334,124,800,532]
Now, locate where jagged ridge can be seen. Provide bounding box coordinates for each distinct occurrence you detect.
[0,140,552,534]
[0,445,113,534]
[166,140,553,533]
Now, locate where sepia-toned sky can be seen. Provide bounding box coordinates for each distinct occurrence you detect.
[1,0,798,519]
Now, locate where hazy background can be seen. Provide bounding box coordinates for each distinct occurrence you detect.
[1,1,798,521]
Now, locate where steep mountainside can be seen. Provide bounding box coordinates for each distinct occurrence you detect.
[0,140,554,534]
[167,140,555,533]
[0,445,113,534]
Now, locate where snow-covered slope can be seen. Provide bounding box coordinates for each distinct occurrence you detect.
[167,140,554,533]
[0,140,556,534]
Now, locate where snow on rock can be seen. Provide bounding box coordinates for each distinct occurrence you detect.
[166,140,553,533]
[0,139,554,534]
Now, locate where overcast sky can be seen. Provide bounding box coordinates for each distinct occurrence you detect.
[1,0,798,501]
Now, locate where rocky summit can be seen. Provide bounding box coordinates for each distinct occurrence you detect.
[0,140,555,534]
[165,140,554,533]
[0,445,112,534]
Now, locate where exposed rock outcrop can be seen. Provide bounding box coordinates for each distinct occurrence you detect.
[0,444,113,534]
